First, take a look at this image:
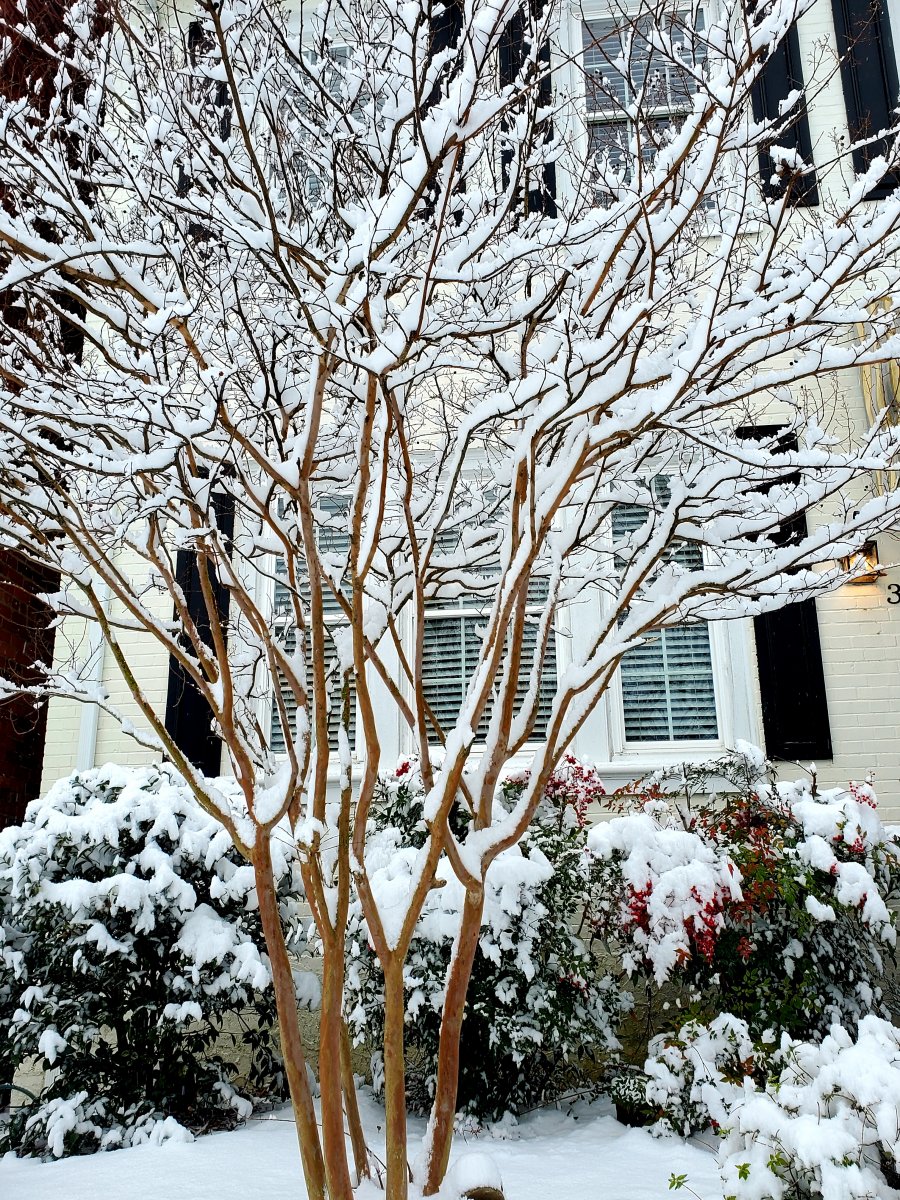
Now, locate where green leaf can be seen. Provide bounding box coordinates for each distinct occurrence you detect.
[669,1174,688,1191]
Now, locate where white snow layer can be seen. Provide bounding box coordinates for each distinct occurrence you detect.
[0,1091,722,1200]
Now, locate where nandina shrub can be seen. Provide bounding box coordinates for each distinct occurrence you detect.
[587,746,899,1043]
[340,755,627,1119]
[0,765,310,1158]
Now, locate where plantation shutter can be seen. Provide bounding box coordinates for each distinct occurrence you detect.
[164,492,235,777]
[750,23,819,204]
[421,580,558,742]
[612,500,719,743]
[736,426,833,761]
[498,0,557,215]
[269,508,356,756]
[832,0,899,196]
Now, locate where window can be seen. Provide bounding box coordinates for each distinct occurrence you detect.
[582,10,706,203]
[269,504,356,756]
[612,491,719,745]
[421,578,558,743]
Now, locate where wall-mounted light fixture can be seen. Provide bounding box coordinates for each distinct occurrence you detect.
[839,539,882,584]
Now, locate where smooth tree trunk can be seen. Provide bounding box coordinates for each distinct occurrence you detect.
[422,888,485,1195]
[382,959,410,1200]
[319,944,356,1200]
[342,1020,371,1183]
[253,838,327,1200]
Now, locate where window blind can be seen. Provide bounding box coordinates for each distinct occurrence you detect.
[583,13,706,115]
[612,495,718,743]
[421,584,558,743]
[269,506,355,754]
[269,586,356,755]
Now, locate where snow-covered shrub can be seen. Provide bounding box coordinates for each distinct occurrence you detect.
[0,764,307,1157]
[341,756,626,1119]
[644,1013,769,1136]
[588,746,899,1041]
[718,1016,900,1200]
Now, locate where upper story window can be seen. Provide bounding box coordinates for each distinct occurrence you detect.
[581,9,706,203]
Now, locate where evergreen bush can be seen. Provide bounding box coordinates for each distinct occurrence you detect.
[0,764,310,1157]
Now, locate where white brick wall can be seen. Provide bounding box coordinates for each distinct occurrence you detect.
[809,539,900,822]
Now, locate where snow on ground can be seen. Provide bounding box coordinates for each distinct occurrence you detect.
[0,1092,723,1200]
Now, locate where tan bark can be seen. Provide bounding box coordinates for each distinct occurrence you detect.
[382,959,410,1200]
[422,887,485,1195]
[341,1020,370,1183]
[319,944,355,1200]
[253,838,327,1200]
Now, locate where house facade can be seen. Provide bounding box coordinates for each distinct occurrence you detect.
[20,0,900,823]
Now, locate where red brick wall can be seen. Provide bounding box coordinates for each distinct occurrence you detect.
[0,551,57,828]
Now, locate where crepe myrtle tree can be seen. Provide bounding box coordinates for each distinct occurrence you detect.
[2,0,900,1192]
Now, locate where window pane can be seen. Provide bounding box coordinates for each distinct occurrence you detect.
[620,623,718,742]
[422,610,557,743]
[583,13,705,114]
[270,516,355,753]
[612,482,718,743]
[269,604,356,754]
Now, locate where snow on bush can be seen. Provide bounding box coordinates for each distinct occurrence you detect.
[644,1014,768,1136]
[340,756,627,1119]
[718,1017,900,1200]
[588,747,899,1040]
[0,764,309,1158]
[587,813,742,984]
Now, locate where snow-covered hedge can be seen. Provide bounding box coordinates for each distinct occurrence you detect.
[644,1013,767,1137]
[588,747,899,1040]
[0,764,309,1158]
[649,1015,900,1199]
[719,1017,900,1200]
[340,756,627,1119]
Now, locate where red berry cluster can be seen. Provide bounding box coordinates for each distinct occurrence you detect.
[543,754,606,827]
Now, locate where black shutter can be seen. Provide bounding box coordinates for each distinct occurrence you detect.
[736,425,833,761]
[832,0,899,196]
[429,0,463,74]
[164,492,235,777]
[498,2,557,215]
[751,24,819,205]
[754,599,832,761]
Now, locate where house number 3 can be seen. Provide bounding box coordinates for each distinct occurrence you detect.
[889,584,900,604]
